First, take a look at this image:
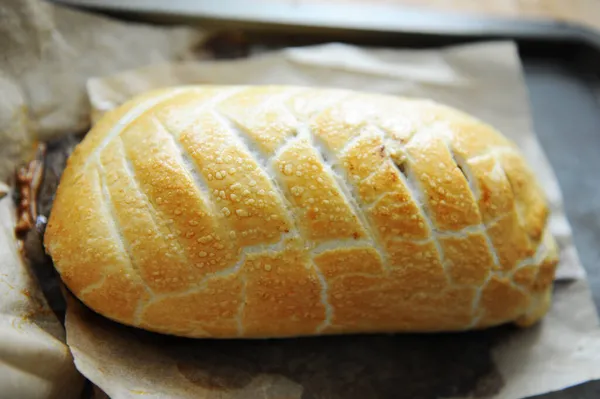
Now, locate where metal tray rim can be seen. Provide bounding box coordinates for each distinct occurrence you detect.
[51,0,600,50]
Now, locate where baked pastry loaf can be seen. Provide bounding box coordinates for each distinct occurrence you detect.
[44,85,558,338]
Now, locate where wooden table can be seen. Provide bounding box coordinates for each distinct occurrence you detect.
[271,0,600,32]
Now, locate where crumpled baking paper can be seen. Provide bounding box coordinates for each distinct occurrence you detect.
[0,0,206,397]
[0,184,84,399]
[60,41,600,399]
[0,0,206,183]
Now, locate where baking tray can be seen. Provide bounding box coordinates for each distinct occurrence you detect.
[522,56,600,399]
[46,1,600,397]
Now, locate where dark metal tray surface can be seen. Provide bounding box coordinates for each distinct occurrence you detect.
[40,1,600,397]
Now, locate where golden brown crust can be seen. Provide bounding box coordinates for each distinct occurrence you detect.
[44,85,558,338]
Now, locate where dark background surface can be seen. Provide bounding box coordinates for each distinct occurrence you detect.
[35,3,600,396]
[521,48,600,398]
[522,50,600,311]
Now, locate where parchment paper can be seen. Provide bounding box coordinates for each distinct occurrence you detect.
[0,0,206,397]
[0,183,84,399]
[61,41,600,399]
[0,0,206,183]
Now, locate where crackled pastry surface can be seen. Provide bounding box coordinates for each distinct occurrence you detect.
[44,86,558,338]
